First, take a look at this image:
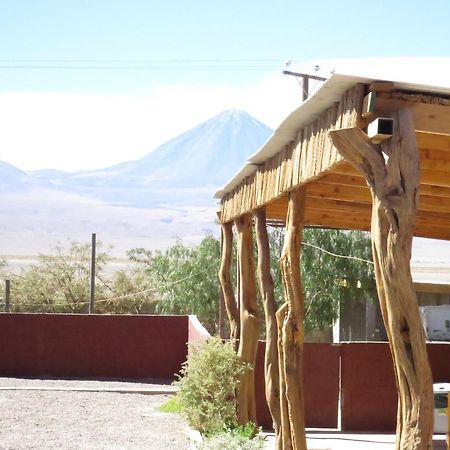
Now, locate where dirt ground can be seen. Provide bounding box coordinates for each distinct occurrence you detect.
[0,378,190,450]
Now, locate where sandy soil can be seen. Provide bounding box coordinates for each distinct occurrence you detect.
[0,378,189,450]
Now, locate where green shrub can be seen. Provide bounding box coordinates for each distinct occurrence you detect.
[196,426,265,450]
[175,337,246,435]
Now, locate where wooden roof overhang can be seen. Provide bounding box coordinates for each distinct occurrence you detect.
[217,77,450,240]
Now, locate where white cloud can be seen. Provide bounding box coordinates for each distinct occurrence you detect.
[0,73,301,171]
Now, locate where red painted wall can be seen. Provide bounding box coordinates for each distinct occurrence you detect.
[340,342,397,431]
[0,313,189,379]
[427,342,450,383]
[255,341,340,429]
[340,342,450,431]
[3,313,449,432]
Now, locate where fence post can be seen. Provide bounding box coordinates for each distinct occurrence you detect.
[5,279,10,312]
[89,233,96,314]
[447,392,449,450]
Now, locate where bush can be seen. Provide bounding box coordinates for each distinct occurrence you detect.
[175,337,246,435]
[197,426,265,450]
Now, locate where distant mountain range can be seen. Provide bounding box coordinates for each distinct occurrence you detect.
[2,108,450,267]
[0,110,273,256]
[3,109,272,207]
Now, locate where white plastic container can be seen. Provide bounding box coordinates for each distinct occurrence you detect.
[433,383,450,433]
[419,305,450,341]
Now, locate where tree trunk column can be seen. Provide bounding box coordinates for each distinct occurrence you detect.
[254,208,282,447]
[234,213,259,425]
[279,186,307,450]
[219,221,240,347]
[330,109,434,450]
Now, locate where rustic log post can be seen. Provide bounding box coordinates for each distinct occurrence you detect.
[234,213,259,425]
[276,302,291,450]
[279,186,307,450]
[254,208,282,446]
[219,221,240,347]
[330,109,434,450]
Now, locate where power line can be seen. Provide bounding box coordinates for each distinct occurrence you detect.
[268,226,373,265]
[0,59,282,71]
[0,58,280,63]
[2,256,220,308]
[301,241,374,266]
[0,66,279,71]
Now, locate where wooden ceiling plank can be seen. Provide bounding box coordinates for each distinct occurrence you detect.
[417,132,450,152]
[330,163,450,188]
[306,182,372,203]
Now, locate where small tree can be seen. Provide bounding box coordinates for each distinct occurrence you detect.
[130,235,221,333]
[101,266,155,314]
[6,242,110,312]
[1,242,156,314]
[269,227,375,331]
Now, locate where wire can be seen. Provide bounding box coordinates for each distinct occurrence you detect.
[0,59,282,71]
[0,66,280,71]
[0,59,282,62]
[1,257,221,307]
[301,241,374,266]
[268,225,374,265]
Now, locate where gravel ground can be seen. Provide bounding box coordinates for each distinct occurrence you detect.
[0,378,190,450]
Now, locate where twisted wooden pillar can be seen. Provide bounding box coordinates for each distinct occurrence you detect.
[276,303,291,449]
[219,221,240,347]
[279,186,307,450]
[235,213,259,425]
[255,208,282,447]
[330,109,433,450]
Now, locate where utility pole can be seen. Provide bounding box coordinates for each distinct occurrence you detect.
[282,69,327,102]
[4,279,10,312]
[89,233,96,314]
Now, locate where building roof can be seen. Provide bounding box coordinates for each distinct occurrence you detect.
[216,70,450,199]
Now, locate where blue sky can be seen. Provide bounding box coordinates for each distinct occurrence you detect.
[1,0,449,170]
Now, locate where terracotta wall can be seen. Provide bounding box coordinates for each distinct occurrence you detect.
[255,341,340,429]
[340,342,397,431]
[340,342,450,431]
[3,313,449,432]
[0,313,189,379]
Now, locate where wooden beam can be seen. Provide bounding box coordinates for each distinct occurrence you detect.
[305,209,371,231]
[265,207,450,240]
[306,197,372,215]
[414,282,450,295]
[267,191,450,227]
[361,93,450,135]
[419,195,450,214]
[331,161,450,188]
[421,155,450,171]
[316,171,368,188]
[368,81,395,93]
[416,132,450,152]
[307,182,372,203]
